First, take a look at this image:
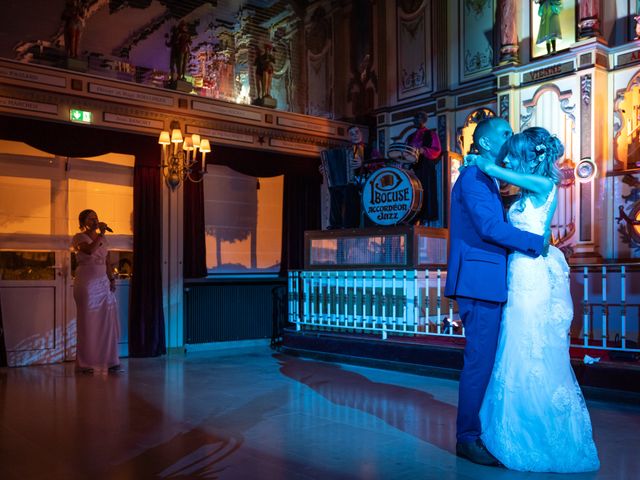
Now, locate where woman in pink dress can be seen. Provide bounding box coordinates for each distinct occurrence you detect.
[72,209,120,373]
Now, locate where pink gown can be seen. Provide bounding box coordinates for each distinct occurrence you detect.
[72,233,120,371]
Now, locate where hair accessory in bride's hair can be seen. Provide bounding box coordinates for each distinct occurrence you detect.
[534,143,547,163]
[534,144,547,154]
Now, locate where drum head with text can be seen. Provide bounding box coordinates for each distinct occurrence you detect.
[362,167,423,226]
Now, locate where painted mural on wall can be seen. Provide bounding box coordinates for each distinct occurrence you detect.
[461,0,494,81]
[530,0,576,58]
[397,0,432,100]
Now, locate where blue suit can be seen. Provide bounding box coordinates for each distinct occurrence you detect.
[444,166,543,443]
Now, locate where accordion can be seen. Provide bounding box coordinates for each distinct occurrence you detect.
[320,148,354,188]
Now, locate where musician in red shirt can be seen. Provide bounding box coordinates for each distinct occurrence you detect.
[406,111,442,224]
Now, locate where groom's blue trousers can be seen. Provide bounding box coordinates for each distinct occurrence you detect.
[456,296,502,443]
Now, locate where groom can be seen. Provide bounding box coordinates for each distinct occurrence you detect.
[444,117,548,466]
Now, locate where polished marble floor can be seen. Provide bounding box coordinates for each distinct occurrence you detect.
[1,345,639,480]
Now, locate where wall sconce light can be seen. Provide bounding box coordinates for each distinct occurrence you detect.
[158,122,211,190]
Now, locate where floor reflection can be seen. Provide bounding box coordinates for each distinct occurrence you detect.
[0,347,639,480]
[275,354,456,454]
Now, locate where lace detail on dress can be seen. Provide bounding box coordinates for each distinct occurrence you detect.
[479,185,600,473]
[507,185,556,236]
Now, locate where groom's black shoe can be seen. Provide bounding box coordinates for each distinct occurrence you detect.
[456,439,501,467]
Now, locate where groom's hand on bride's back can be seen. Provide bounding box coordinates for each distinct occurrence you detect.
[542,229,551,257]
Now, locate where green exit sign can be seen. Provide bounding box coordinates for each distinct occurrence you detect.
[70,109,92,123]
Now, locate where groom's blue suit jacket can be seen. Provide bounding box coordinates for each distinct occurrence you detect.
[444,166,543,303]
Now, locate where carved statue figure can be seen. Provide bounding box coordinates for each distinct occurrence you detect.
[254,43,275,99]
[62,0,85,58]
[167,21,192,81]
[578,0,601,38]
[579,0,600,20]
[535,0,563,55]
[499,0,517,48]
[498,0,519,63]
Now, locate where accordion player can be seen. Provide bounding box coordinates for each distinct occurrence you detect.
[320,148,355,188]
[320,126,380,229]
[320,145,361,229]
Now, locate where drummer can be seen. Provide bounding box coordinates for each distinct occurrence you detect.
[406,111,441,225]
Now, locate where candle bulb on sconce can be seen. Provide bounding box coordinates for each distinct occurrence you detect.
[158,122,211,190]
[199,139,211,173]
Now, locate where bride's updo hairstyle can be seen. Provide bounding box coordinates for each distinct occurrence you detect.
[497,126,563,186]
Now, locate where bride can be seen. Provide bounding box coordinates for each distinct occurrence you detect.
[467,127,600,472]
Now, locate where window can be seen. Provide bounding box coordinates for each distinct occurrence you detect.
[0,140,133,263]
[203,165,283,274]
[68,180,133,237]
[0,176,52,235]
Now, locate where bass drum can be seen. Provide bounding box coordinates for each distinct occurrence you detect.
[362,166,423,226]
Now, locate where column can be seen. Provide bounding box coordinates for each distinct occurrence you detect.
[498,0,519,64]
[578,0,601,39]
[162,164,184,353]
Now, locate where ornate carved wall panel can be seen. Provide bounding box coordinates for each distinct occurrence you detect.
[306,5,334,118]
[520,82,579,248]
[460,0,495,81]
[613,69,640,170]
[347,0,377,120]
[396,0,432,101]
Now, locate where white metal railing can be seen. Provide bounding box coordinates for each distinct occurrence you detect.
[572,264,640,353]
[288,269,463,340]
[288,262,640,355]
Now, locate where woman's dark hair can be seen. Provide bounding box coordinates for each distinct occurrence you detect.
[78,209,95,230]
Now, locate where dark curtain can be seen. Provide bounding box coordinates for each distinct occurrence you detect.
[208,145,322,273]
[0,297,7,367]
[183,168,207,279]
[131,152,166,357]
[0,115,166,357]
[281,174,322,270]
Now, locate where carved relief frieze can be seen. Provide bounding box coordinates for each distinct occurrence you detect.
[499,94,509,120]
[580,74,592,160]
[581,74,592,107]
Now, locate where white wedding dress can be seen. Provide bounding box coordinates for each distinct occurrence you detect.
[479,186,600,472]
